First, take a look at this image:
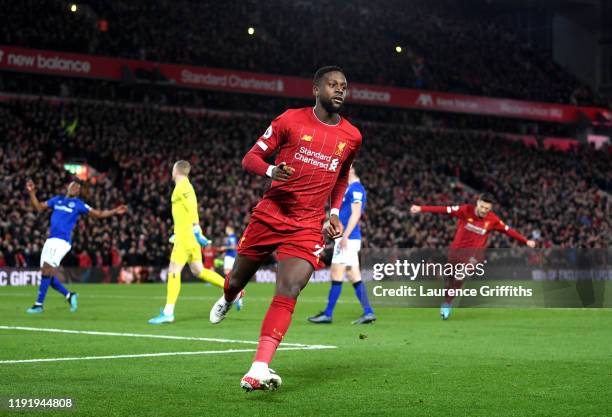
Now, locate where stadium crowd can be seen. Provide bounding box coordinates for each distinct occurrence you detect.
[0,71,580,139]
[0,0,599,105]
[0,98,609,268]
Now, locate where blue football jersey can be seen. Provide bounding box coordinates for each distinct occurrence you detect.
[47,195,91,244]
[339,181,366,240]
[225,234,237,257]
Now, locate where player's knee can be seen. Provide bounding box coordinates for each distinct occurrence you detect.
[189,264,202,275]
[168,262,182,274]
[275,281,302,299]
[347,269,362,283]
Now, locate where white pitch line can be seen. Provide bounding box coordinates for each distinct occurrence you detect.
[0,345,332,365]
[0,326,337,350]
[0,292,353,304]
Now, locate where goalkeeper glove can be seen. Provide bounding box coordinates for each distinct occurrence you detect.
[192,225,210,247]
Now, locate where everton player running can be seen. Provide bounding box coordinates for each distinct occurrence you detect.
[410,193,535,320]
[25,179,127,313]
[209,66,361,391]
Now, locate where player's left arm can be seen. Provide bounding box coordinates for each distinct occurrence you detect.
[181,186,210,247]
[494,219,536,247]
[88,205,128,219]
[327,144,360,239]
[340,201,362,248]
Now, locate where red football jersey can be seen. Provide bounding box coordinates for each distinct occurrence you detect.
[202,246,218,269]
[243,107,362,229]
[421,204,528,249]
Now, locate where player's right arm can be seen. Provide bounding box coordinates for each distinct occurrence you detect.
[26,180,51,212]
[410,204,463,217]
[88,205,128,219]
[242,113,295,181]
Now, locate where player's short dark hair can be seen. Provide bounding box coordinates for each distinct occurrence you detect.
[478,193,496,204]
[313,66,345,85]
[351,160,362,174]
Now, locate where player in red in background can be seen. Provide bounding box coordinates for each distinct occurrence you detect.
[410,193,536,320]
[202,244,220,271]
[209,66,361,391]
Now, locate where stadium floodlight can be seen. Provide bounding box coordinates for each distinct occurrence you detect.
[70,4,77,12]
[395,45,402,53]
[247,27,255,35]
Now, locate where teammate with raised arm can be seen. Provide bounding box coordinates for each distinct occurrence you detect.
[411,193,535,320]
[209,66,362,391]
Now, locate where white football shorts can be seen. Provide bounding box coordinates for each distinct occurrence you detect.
[331,238,361,267]
[40,238,72,268]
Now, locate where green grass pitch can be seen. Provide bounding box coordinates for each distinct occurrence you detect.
[1,283,611,417]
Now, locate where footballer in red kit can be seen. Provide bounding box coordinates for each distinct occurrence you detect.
[209,66,362,391]
[411,193,535,319]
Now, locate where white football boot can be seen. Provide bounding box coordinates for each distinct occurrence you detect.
[209,290,244,324]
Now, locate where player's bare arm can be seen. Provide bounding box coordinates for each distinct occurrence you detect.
[26,180,49,212]
[340,201,362,248]
[88,205,128,219]
[410,204,421,214]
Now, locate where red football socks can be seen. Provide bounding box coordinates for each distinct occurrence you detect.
[254,295,297,364]
[223,272,238,302]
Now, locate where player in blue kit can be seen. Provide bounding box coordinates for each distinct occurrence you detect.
[308,163,376,324]
[25,180,128,314]
[220,225,238,276]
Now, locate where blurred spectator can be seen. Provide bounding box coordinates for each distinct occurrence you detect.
[0,0,601,105]
[0,97,609,270]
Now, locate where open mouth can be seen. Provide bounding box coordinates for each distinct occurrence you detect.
[332,96,344,105]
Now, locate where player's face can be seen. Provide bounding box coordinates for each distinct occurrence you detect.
[171,163,178,181]
[67,182,81,197]
[476,200,493,217]
[315,71,347,114]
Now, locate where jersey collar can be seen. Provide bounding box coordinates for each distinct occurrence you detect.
[311,107,341,127]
